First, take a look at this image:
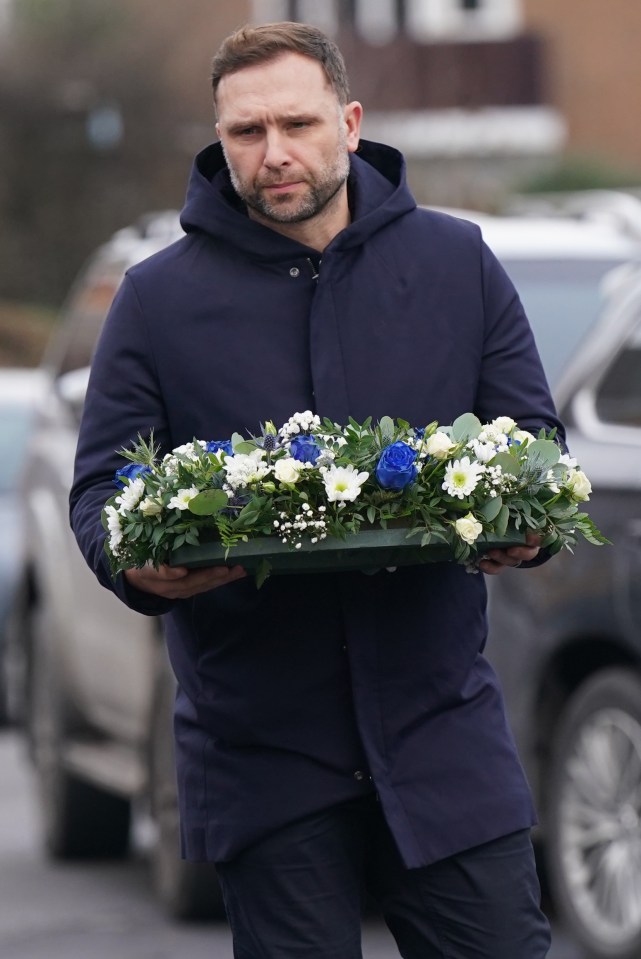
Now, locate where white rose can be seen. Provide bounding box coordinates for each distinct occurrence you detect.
[492,416,516,433]
[567,469,592,501]
[424,431,456,459]
[140,497,163,516]
[513,429,535,447]
[454,513,483,545]
[274,457,303,485]
[455,512,483,545]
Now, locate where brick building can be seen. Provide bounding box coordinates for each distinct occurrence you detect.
[522,0,641,174]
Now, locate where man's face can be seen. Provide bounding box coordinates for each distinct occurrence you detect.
[215,52,361,228]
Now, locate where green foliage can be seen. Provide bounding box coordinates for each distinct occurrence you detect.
[102,413,606,585]
[517,154,641,194]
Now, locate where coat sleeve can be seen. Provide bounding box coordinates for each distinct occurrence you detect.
[475,238,566,444]
[69,272,174,616]
[474,238,567,567]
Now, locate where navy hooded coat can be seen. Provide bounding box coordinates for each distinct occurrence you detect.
[70,139,564,867]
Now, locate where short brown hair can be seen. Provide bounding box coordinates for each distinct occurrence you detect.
[211,21,350,108]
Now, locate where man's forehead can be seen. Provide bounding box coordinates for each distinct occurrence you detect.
[216,52,335,112]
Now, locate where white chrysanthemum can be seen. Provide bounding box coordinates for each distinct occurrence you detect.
[442,457,485,499]
[468,438,496,463]
[223,449,271,489]
[140,496,163,516]
[322,465,369,502]
[559,452,578,470]
[167,487,199,510]
[105,505,123,550]
[115,477,145,513]
[424,431,456,460]
[455,512,483,545]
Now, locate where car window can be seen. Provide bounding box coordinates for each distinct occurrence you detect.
[594,314,641,427]
[499,258,628,388]
[0,406,36,493]
[46,265,124,379]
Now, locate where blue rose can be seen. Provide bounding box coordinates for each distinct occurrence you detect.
[290,434,321,465]
[113,462,151,489]
[206,439,233,456]
[375,441,418,490]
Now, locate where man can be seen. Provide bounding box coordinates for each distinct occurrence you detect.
[70,21,556,958]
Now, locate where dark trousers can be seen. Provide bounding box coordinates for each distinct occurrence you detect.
[216,793,551,959]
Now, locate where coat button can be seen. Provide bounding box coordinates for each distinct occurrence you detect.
[289,267,300,277]
[354,770,365,781]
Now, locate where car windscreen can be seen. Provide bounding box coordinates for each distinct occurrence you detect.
[498,258,628,388]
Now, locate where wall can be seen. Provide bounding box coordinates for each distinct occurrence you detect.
[523,0,641,171]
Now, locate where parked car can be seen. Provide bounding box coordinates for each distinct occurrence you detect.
[477,212,641,959]
[0,366,46,724]
[9,212,223,919]
[11,205,641,955]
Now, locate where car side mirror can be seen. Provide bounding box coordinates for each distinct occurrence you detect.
[56,367,90,424]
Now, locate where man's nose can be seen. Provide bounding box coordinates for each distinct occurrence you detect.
[263,131,291,168]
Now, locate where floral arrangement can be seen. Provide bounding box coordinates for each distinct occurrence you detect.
[102,411,606,585]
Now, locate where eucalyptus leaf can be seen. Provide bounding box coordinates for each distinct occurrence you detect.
[451,413,482,443]
[188,489,229,516]
[233,441,257,455]
[489,452,520,476]
[496,504,510,537]
[525,439,560,469]
[378,415,395,442]
[478,496,503,522]
[230,432,245,451]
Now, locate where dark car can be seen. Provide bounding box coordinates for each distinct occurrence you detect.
[476,212,641,959]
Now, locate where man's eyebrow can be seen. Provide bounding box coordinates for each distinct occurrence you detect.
[225,112,320,132]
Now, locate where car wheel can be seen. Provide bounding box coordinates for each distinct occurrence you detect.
[547,668,641,959]
[29,620,131,859]
[149,660,225,920]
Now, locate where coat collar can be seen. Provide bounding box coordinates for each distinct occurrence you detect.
[180,139,416,260]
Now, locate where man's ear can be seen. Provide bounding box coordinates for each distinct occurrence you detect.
[215,121,221,140]
[344,101,363,154]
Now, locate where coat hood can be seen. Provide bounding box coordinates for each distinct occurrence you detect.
[180,139,416,259]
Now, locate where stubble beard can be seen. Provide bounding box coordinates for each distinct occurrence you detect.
[224,134,351,226]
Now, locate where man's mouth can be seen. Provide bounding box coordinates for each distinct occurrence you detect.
[262,180,304,193]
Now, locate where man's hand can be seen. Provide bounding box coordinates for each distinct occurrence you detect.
[124,563,247,599]
[477,531,542,576]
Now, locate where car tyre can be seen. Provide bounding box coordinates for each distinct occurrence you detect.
[547,668,641,959]
[149,659,225,920]
[29,615,131,859]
